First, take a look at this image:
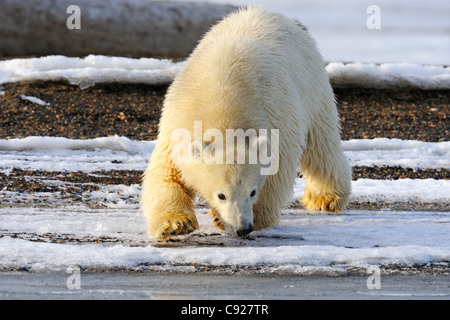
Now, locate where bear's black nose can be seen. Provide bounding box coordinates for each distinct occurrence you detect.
[237,224,253,236]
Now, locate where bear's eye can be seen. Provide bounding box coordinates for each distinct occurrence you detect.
[218,193,226,201]
[250,189,256,197]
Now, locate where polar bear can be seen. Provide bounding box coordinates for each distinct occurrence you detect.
[141,7,351,239]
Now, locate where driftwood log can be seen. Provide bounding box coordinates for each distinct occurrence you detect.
[0,0,237,58]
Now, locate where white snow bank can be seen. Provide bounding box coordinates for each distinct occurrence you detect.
[293,178,450,204]
[0,55,184,89]
[352,179,450,203]
[343,138,450,169]
[1,220,449,272]
[0,135,154,154]
[0,136,156,172]
[2,206,450,273]
[327,62,450,89]
[1,55,449,89]
[0,137,448,172]
[0,136,157,172]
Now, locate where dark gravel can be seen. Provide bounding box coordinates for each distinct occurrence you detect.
[0,81,166,141]
[2,167,448,195]
[0,81,448,142]
[335,88,449,142]
[0,169,143,193]
[0,81,448,211]
[351,166,449,180]
[1,167,448,211]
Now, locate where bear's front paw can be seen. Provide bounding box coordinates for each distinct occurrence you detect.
[302,190,345,212]
[208,209,225,230]
[148,211,199,240]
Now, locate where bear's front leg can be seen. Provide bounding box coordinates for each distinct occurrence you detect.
[141,146,199,240]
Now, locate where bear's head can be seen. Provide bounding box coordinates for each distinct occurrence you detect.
[173,135,272,236]
[202,162,264,236]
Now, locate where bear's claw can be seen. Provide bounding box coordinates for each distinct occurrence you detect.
[150,213,199,240]
[302,190,345,212]
[208,209,225,230]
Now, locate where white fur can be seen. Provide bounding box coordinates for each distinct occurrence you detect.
[141,7,351,239]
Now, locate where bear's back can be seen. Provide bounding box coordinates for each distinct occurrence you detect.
[162,7,333,143]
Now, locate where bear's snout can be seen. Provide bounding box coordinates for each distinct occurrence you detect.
[236,224,253,236]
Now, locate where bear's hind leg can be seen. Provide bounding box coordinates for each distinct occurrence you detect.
[300,125,351,212]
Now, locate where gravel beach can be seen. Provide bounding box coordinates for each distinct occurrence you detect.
[0,81,448,211]
[0,82,448,142]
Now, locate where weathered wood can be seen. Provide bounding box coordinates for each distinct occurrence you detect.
[0,0,236,58]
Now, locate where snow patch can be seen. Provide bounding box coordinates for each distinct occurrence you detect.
[1,230,449,272]
[327,62,450,89]
[293,178,450,205]
[343,138,450,169]
[0,137,447,172]
[1,55,449,89]
[0,136,156,172]
[0,135,154,154]
[0,55,184,89]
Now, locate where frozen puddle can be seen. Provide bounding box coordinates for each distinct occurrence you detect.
[1,207,449,274]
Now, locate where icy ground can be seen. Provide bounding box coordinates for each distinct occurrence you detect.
[0,136,449,274]
[1,207,450,275]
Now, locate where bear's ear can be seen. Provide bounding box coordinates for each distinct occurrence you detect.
[258,135,269,149]
[244,134,270,165]
[257,130,280,176]
[190,140,207,164]
[170,136,207,165]
[252,134,270,156]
